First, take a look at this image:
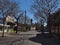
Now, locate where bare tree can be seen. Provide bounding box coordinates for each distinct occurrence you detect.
[24,11,32,30]
[19,11,31,24]
[19,11,31,31]
[31,0,60,34]
[13,11,23,33]
[0,0,19,37]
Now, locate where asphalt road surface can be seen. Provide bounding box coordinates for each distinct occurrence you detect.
[0,31,41,45]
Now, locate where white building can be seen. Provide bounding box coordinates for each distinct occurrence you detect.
[0,16,15,32]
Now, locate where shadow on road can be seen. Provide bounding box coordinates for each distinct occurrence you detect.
[0,36,25,45]
[8,38,25,45]
[29,33,60,45]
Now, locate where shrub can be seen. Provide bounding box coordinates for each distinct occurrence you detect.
[0,27,2,31]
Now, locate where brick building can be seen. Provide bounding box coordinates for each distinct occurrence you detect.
[47,9,60,33]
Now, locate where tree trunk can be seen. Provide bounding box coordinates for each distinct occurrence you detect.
[48,14,51,35]
[2,26,4,37]
[57,25,59,34]
[48,22,51,34]
[2,18,5,37]
[16,19,18,34]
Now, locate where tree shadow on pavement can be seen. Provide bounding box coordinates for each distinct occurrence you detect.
[29,33,60,45]
[7,38,26,45]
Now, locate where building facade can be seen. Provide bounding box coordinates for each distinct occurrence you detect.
[47,9,60,34]
[0,16,15,32]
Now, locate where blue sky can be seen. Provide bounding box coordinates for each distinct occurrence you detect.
[15,0,36,23]
[14,0,60,26]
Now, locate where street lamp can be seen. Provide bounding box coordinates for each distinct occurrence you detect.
[31,19,33,25]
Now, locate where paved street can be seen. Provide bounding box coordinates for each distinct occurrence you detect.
[0,31,60,45]
[0,31,42,45]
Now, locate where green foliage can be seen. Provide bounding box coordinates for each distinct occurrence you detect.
[0,27,2,31]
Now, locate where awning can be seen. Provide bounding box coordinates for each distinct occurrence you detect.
[7,22,16,25]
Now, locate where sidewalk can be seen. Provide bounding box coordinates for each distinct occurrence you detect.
[19,31,39,35]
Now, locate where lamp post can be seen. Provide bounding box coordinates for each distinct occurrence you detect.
[31,19,33,26]
[31,19,33,31]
